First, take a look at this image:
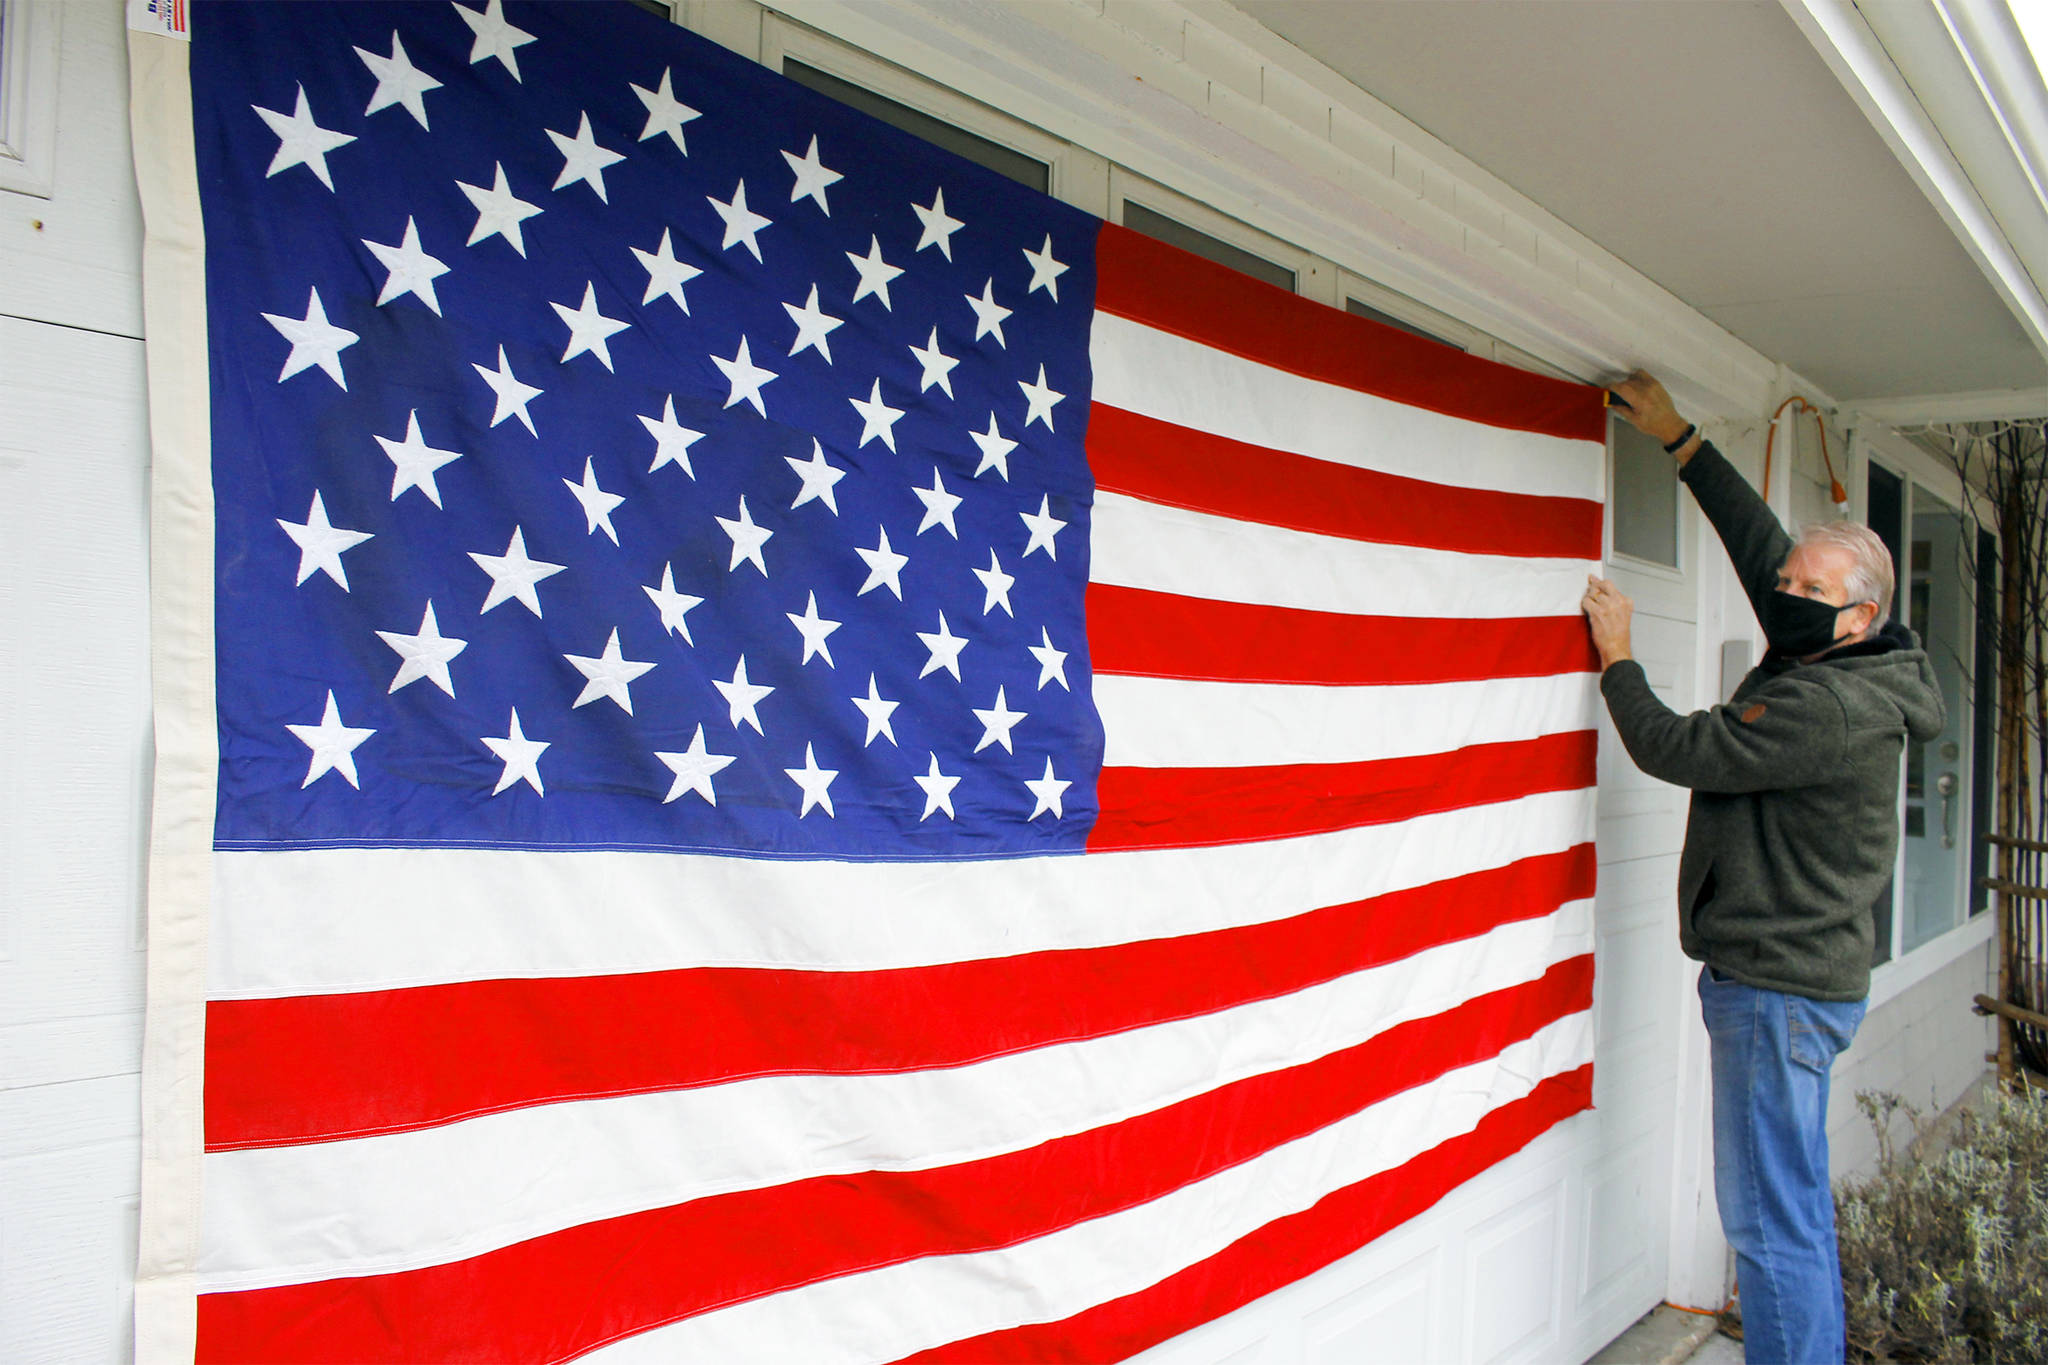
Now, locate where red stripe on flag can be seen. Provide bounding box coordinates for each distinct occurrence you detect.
[195,961,1593,1365]
[1088,403,1602,559]
[204,846,1595,1150]
[895,1064,1596,1365]
[1089,730,1596,852]
[1086,583,1597,685]
[1093,223,1608,444]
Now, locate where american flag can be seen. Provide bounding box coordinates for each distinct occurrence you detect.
[156,1,1608,1359]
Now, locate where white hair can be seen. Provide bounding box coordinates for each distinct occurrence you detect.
[1796,520,1895,631]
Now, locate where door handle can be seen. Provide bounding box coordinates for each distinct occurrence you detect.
[1936,771,1958,848]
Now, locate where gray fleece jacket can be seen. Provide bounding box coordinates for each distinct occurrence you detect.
[1600,442,1945,1001]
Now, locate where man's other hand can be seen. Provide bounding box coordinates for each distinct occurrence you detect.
[1608,370,1702,464]
[1581,575,1635,671]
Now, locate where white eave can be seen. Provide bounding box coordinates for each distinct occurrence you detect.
[1787,0,2048,420]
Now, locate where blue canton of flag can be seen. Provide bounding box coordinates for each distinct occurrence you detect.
[194,0,1103,859]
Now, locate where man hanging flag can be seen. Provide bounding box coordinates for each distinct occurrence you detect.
[130,2,1608,1360]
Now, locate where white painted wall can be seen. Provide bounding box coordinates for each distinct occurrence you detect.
[0,2,151,1361]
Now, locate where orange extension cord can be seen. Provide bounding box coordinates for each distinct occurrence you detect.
[1762,395,1849,508]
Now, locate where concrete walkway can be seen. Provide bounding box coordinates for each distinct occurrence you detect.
[1586,1305,1743,1365]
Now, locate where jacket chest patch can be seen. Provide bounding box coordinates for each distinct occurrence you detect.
[1740,702,1768,724]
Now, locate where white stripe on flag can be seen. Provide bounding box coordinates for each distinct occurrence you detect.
[583,1013,1594,1365]
[1095,672,1597,768]
[1089,313,1604,503]
[1090,492,1597,620]
[209,788,1593,997]
[198,901,1593,1291]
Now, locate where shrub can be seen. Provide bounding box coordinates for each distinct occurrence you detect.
[1834,1085,2048,1362]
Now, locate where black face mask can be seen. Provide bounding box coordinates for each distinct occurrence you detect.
[1761,591,1863,658]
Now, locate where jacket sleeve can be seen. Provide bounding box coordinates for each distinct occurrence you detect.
[1680,441,1794,623]
[1599,660,1847,793]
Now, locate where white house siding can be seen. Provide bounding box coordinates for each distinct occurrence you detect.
[0,1,2009,1362]
[1,2,151,1362]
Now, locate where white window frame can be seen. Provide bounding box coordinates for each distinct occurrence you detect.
[0,0,60,199]
[758,11,1106,216]
[1110,167,1328,303]
[1855,432,1998,1009]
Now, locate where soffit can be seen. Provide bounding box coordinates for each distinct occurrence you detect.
[1232,0,2046,404]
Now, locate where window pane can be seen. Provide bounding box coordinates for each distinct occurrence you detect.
[1344,297,1463,351]
[1121,201,1295,292]
[1609,417,1677,567]
[782,60,1051,194]
[1902,488,1969,954]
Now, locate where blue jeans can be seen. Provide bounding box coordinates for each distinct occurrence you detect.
[1698,966,1865,1365]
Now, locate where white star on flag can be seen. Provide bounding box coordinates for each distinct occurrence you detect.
[969,413,1017,480]
[563,458,624,544]
[1019,364,1065,431]
[784,743,839,818]
[786,592,842,666]
[362,217,450,314]
[252,85,356,190]
[784,284,844,361]
[1024,233,1070,299]
[715,655,775,733]
[548,112,625,201]
[914,752,962,820]
[849,379,905,451]
[972,685,1027,753]
[552,282,630,370]
[376,601,469,697]
[354,31,441,128]
[965,278,1011,346]
[909,326,959,396]
[276,492,372,590]
[642,563,704,642]
[912,188,965,259]
[1025,756,1072,820]
[846,235,903,309]
[286,691,375,789]
[469,526,564,617]
[1019,494,1066,559]
[632,228,701,312]
[639,395,703,476]
[708,180,772,260]
[716,496,773,575]
[917,611,968,680]
[852,674,900,746]
[913,468,962,537]
[782,135,841,212]
[656,725,735,804]
[453,0,535,81]
[1029,626,1070,690]
[472,345,543,434]
[262,287,359,390]
[974,549,1016,616]
[856,525,909,599]
[482,709,549,796]
[374,409,463,506]
[712,336,777,415]
[785,439,845,513]
[631,68,700,151]
[563,629,655,713]
[457,163,542,256]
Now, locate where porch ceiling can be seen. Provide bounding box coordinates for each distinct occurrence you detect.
[1233,0,2048,411]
